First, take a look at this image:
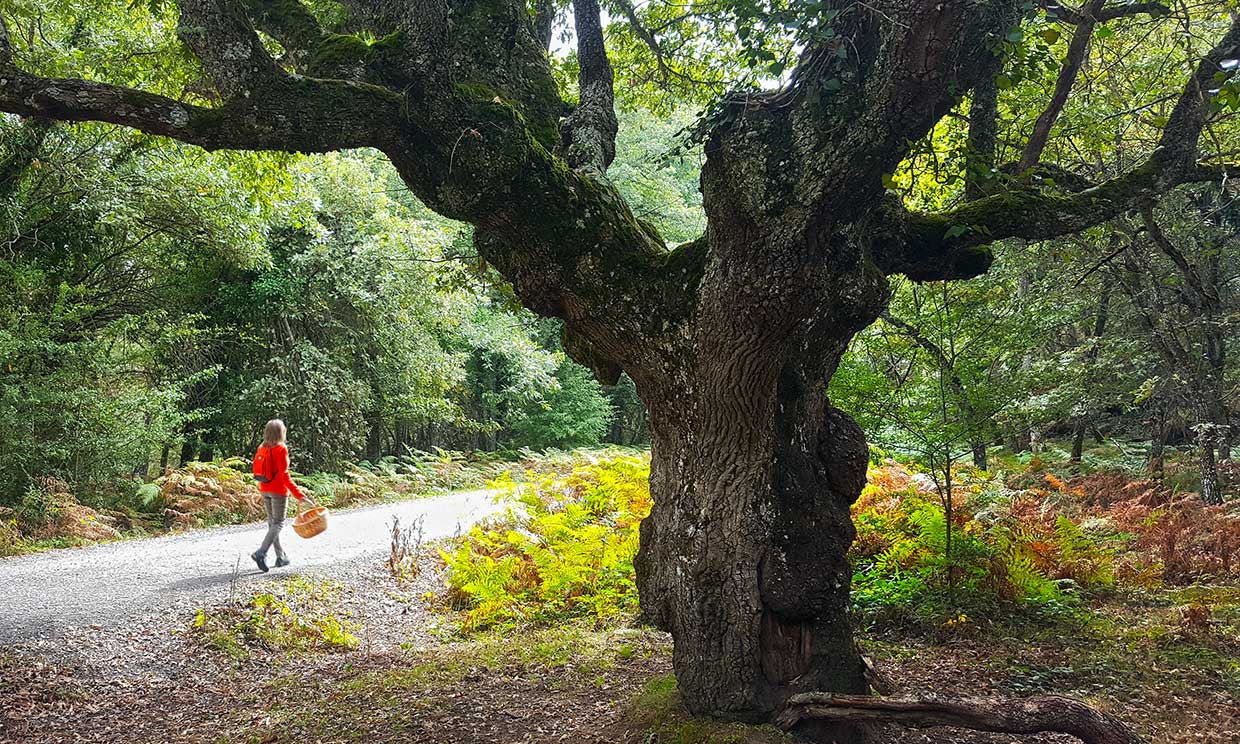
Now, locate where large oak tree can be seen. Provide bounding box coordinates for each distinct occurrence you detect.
[2,0,1236,739]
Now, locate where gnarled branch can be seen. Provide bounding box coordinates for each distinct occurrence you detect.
[1021,0,1172,173]
[176,0,283,98]
[242,0,327,63]
[0,67,399,153]
[777,693,1143,744]
[1043,1,1169,25]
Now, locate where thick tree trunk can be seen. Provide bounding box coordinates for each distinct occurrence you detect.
[635,345,872,741]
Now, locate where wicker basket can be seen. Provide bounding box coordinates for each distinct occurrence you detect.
[293,503,329,539]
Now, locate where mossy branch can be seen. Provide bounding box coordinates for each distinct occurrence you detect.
[886,158,1233,280]
[880,14,1239,282]
[0,14,401,154]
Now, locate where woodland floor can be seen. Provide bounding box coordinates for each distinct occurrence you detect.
[2,545,1236,744]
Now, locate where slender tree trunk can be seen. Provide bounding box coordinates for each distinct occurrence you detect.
[971,442,988,470]
[180,438,196,466]
[366,420,381,460]
[1073,288,1111,467]
[1197,398,1223,505]
[943,458,955,586]
[1200,435,1221,505]
[1071,421,1087,464]
[1149,404,1166,478]
[1207,396,1231,463]
[1009,274,1035,454]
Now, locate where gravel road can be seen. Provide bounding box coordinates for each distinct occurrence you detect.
[0,489,502,645]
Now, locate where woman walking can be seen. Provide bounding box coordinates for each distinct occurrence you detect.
[251,419,311,572]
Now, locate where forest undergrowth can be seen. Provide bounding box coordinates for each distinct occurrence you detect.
[412,448,1239,742]
[7,447,1238,743]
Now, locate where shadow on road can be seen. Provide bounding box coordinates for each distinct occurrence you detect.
[162,567,305,592]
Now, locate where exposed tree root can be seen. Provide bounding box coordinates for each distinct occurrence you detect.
[776,693,1143,744]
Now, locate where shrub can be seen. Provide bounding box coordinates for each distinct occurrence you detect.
[850,462,1115,626]
[0,517,25,556]
[440,453,651,631]
[15,477,69,532]
[158,460,265,528]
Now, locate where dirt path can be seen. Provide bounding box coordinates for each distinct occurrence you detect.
[0,489,502,644]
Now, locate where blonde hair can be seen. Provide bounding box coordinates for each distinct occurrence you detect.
[263,419,287,447]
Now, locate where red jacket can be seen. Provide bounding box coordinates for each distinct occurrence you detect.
[255,443,306,501]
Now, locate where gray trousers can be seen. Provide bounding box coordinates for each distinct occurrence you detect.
[257,494,288,559]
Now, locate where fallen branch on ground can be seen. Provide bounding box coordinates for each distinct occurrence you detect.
[776,693,1143,744]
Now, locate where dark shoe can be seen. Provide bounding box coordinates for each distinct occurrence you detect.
[251,551,269,573]
[274,557,291,568]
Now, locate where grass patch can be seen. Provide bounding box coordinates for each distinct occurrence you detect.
[234,625,668,744]
[624,674,798,744]
[189,577,360,659]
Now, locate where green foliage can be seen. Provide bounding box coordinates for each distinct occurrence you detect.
[440,453,651,631]
[849,462,1117,627]
[14,480,67,533]
[0,519,26,557]
[0,118,636,504]
[505,360,614,450]
[608,108,705,245]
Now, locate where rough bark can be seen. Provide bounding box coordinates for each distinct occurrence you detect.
[561,0,617,173]
[1198,422,1221,505]
[965,52,1001,201]
[533,0,556,51]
